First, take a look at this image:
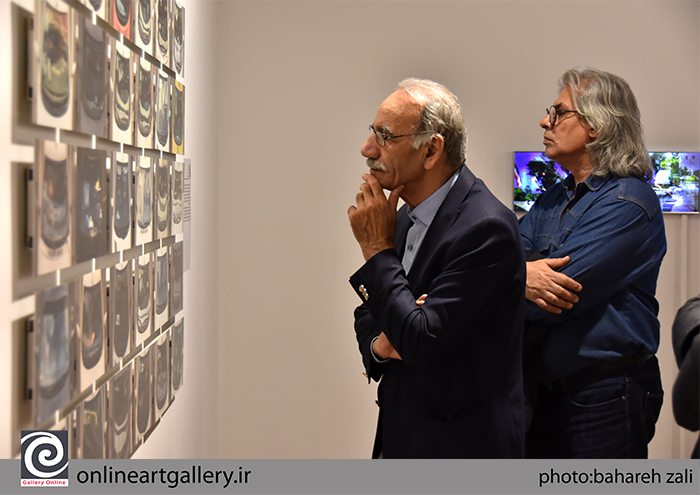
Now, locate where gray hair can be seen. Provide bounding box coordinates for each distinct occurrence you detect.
[396,78,468,168]
[560,68,652,180]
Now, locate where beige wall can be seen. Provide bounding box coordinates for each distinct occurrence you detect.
[1,0,698,460]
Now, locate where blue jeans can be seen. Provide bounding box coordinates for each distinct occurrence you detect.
[526,356,663,458]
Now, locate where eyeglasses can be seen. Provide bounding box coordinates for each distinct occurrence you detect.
[545,106,580,126]
[369,125,431,147]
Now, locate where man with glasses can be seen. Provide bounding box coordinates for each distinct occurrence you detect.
[519,68,666,458]
[347,78,526,458]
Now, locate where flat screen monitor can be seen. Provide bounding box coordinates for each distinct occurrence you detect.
[514,151,699,214]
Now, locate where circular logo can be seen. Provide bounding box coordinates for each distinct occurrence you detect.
[21,431,69,479]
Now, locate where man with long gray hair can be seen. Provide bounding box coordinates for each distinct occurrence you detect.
[520,67,666,458]
[348,78,526,458]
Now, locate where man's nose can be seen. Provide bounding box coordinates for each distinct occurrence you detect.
[540,115,552,130]
[361,134,379,158]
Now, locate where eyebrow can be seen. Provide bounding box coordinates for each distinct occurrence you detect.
[376,124,394,136]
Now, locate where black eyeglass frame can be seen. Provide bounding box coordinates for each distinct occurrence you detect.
[369,124,432,147]
[546,105,580,126]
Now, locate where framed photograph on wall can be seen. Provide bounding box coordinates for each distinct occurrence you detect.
[154,69,171,152]
[170,317,183,399]
[33,0,74,130]
[154,330,170,421]
[134,0,154,56]
[134,253,153,347]
[30,283,75,426]
[154,246,169,330]
[73,147,108,264]
[80,0,107,20]
[111,152,133,252]
[75,13,108,138]
[135,56,154,149]
[35,140,73,276]
[109,260,133,367]
[107,362,133,459]
[171,80,184,155]
[133,345,153,447]
[76,386,106,459]
[134,156,153,246]
[78,270,106,393]
[110,0,133,41]
[155,0,170,67]
[156,158,171,239]
[169,241,183,318]
[173,0,185,76]
[110,39,133,145]
[171,160,183,235]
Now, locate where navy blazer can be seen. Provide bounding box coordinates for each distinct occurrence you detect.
[350,165,526,458]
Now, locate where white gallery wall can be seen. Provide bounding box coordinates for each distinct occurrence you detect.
[1,0,698,461]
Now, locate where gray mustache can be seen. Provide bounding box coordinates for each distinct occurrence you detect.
[367,159,389,173]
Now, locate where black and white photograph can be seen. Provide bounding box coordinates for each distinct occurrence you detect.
[134,0,154,56]
[110,151,132,252]
[134,156,153,246]
[34,0,74,130]
[77,386,106,459]
[108,260,133,367]
[79,0,107,20]
[35,140,73,276]
[74,13,108,138]
[73,146,108,264]
[133,345,153,447]
[154,69,170,152]
[31,283,74,426]
[171,160,183,235]
[78,270,107,392]
[134,253,153,347]
[107,362,133,459]
[169,240,183,318]
[156,158,170,239]
[172,0,184,76]
[170,317,183,399]
[155,0,170,67]
[110,39,133,145]
[171,80,184,154]
[154,246,169,330]
[135,56,154,149]
[154,330,170,422]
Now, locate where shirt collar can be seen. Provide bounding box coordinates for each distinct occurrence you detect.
[563,172,610,193]
[407,168,461,227]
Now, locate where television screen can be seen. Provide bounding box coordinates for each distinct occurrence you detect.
[514,151,700,214]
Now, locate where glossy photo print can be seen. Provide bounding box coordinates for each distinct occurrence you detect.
[134,253,153,347]
[154,70,171,152]
[170,318,183,398]
[155,0,170,67]
[77,387,106,459]
[133,345,153,447]
[135,56,154,149]
[156,158,171,239]
[173,0,185,76]
[80,0,107,20]
[169,241,183,318]
[107,363,132,459]
[110,0,133,41]
[31,283,75,426]
[154,247,169,330]
[78,270,106,392]
[171,80,184,155]
[111,152,133,252]
[34,0,74,130]
[171,160,183,235]
[110,39,133,145]
[154,331,170,422]
[134,0,154,55]
[35,140,73,276]
[134,156,153,246]
[73,147,108,264]
[75,13,108,138]
[109,260,133,367]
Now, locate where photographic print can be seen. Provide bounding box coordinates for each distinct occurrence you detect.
[34,0,74,130]
[78,270,106,392]
[110,39,134,145]
[154,331,170,421]
[156,158,171,239]
[133,345,153,446]
[169,241,182,318]
[80,0,107,20]
[154,247,169,330]
[110,0,133,41]
[107,363,132,459]
[134,0,154,56]
[77,387,106,459]
[171,318,183,397]
[134,253,153,347]
[35,140,73,276]
[75,13,108,138]
[154,69,171,152]
[171,80,184,155]
[134,156,153,246]
[155,0,170,67]
[173,0,184,76]
[111,152,133,251]
[73,147,108,264]
[32,283,75,426]
[109,260,133,366]
[171,160,183,235]
[135,56,154,149]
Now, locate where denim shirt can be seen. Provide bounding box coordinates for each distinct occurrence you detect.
[518,173,667,381]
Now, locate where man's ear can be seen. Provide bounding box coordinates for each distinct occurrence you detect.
[423,134,445,170]
[588,127,598,139]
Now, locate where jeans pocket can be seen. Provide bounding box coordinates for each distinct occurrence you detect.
[567,375,626,408]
